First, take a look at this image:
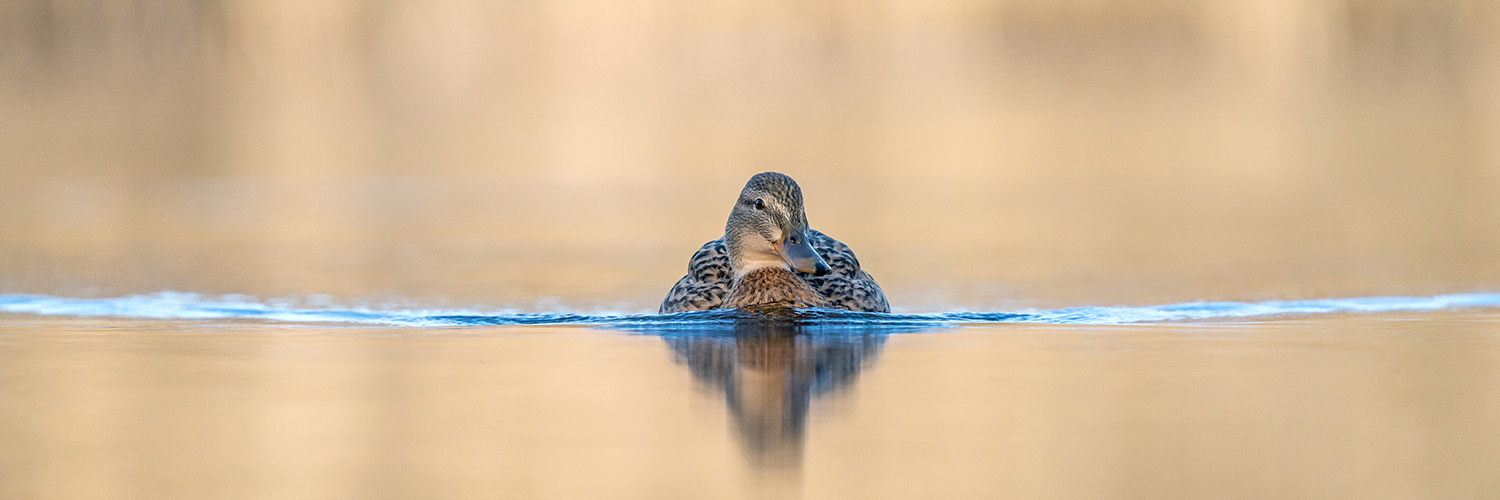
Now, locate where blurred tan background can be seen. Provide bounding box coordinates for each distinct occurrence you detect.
[3,0,1499,311]
[4,6,1500,500]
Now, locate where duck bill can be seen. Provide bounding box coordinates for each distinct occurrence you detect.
[774,236,831,276]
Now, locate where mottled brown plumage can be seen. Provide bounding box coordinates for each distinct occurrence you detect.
[722,267,828,309]
[660,173,889,314]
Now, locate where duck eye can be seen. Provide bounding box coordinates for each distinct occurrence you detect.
[754,198,765,210]
[788,235,798,244]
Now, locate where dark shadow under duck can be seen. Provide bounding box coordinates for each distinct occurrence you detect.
[661,320,888,468]
[660,172,889,313]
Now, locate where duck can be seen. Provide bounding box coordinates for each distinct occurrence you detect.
[659,172,890,314]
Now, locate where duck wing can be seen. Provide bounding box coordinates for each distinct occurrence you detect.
[796,230,891,313]
[659,238,732,313]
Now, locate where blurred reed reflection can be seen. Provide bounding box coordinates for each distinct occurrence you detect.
[657,320,904,467]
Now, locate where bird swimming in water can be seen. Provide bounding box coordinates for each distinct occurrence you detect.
[659,172,890,314]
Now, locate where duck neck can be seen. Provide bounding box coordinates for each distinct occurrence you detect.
[725,229,788,282]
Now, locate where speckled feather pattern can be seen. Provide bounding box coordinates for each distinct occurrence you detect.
[721,267,827,309]
[658,240,732,313]
[659,229,890,313]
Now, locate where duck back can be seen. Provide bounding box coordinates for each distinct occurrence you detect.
[659,229,889,313]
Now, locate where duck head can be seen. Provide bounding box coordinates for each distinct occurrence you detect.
[725,172,832,279]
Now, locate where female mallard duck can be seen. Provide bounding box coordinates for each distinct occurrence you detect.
[660,172,890,314]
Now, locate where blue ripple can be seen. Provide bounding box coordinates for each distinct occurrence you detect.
[1,292,1499,327]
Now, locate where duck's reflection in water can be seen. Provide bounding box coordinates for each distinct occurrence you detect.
[649,320,921,468]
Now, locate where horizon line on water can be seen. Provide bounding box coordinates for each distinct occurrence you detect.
[0,292,1499,328]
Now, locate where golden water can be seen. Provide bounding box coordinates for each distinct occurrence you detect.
[3,314,1498,499]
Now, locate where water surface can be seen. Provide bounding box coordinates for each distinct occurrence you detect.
[6,291,1500,327]
[3,310,1498,499]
